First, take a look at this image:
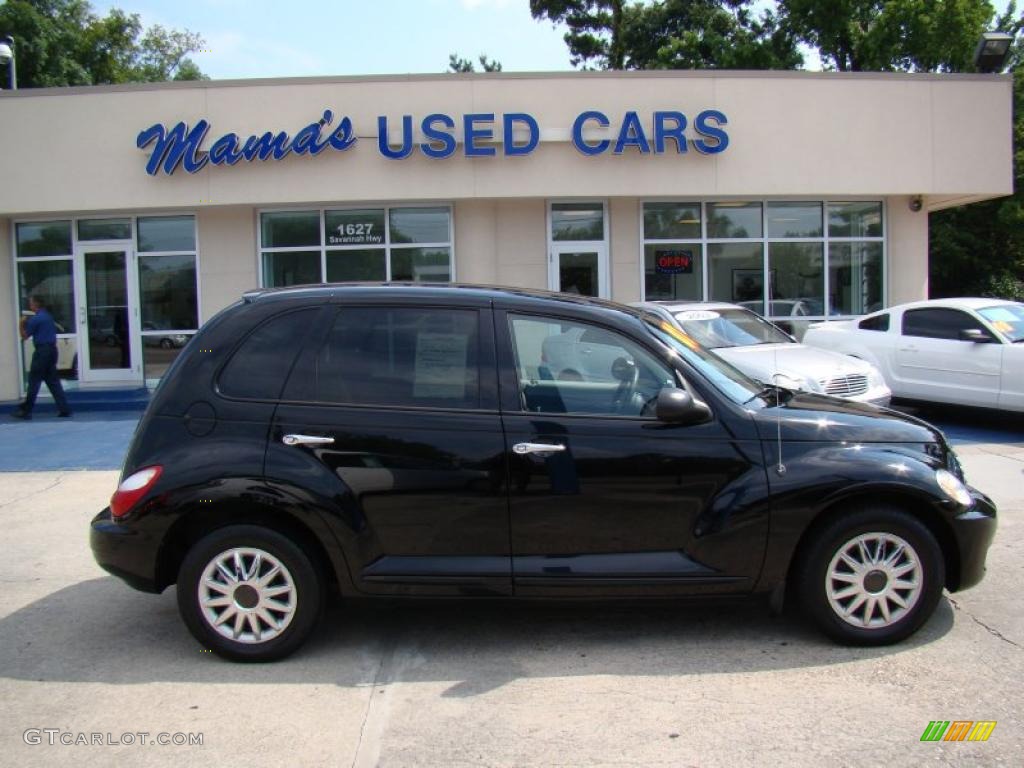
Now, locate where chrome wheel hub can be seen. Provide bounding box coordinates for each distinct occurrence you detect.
[198,548,297,644]
[826,532,922,629]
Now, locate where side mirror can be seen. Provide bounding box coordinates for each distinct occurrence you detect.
[655,387,711,425]
[959,328,995,343]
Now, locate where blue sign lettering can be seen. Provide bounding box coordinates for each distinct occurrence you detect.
[572,110,611,156]
[138,108,729,174]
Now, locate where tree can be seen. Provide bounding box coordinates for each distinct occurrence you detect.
[447,53,503,73]
[621,0,802,69]
[779,0,996,72]
[0,0,206,88]
[530,0,801,70]
[929,3,1024,299]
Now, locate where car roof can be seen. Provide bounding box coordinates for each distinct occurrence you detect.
[243,282,648,318]
[865,297,1020,315]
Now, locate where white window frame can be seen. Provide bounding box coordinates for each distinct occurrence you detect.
[256,203,456,287]
[638,198,887,322]
[11,213,202,392]
[546,199,611,298]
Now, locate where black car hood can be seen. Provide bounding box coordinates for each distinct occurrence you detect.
[750,392,944,445]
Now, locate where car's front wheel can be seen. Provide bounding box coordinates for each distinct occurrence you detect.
[177,525,322,661]
[797,507,945,645]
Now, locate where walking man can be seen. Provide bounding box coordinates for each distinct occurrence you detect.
[12,295,72,419]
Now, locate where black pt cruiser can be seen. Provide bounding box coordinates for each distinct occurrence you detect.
[91,285,996,661]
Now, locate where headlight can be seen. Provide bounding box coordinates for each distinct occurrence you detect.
[866,366,888,389]
[936,469,973,507]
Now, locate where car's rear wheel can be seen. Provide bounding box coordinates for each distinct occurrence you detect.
[177,525,322,661]
[797,507,944,645]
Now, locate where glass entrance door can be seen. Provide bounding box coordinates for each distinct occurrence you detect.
[75,245,143,384]
[549,245,608,298]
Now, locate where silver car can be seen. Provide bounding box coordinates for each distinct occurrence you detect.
[636,301,891,405]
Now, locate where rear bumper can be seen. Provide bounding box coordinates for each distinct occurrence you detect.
[950,488,998,592]
[90,508,161,593]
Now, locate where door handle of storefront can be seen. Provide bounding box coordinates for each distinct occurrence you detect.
[513,442,566,456]
[282,434,335,447]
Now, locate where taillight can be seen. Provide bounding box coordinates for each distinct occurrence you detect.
[110,466,163,519]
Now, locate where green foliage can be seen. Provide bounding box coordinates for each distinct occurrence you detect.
[448,53,503,72]
[779,0,996,72]
[530,0,801,69]
[0,0,206,87]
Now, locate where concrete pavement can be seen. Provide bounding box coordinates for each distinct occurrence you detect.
[0,432,1021,766]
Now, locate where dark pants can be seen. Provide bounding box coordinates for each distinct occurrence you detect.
[22,343,70,414]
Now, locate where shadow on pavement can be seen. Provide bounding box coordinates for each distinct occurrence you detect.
[0,577,954,694]
[891,402,1024,445]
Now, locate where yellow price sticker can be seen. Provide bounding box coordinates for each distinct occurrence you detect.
[659,320,700,351]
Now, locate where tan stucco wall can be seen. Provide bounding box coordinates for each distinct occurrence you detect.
[196,207,258,321]
[886,195,930,305]
[0,72,1012,216]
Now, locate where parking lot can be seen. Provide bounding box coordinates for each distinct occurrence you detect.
[0,406,1021,766]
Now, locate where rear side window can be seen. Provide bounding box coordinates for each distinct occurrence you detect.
[218,308,317,399]
[858,313,890,331]
[901,308,985,340]
[307,307,480,409]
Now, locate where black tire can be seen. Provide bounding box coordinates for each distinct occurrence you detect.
[796,506,944,646]
[177,525,323,662]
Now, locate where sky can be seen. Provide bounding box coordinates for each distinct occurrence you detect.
[93,0,1019,81]
[93,0,575,79]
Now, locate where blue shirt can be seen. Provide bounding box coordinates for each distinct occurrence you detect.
[25,308,58,345]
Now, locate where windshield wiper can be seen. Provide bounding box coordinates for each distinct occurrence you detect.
[743,384,795,406]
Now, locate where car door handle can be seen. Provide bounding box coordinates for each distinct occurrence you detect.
[513,442,566,455]
[282,434,335,447]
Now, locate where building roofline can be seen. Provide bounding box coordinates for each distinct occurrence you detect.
[0,68,1012,99]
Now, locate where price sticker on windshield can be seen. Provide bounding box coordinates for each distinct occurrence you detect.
[676,310,720,321]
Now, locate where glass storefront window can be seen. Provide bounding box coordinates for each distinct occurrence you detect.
[708,242,765,314]
[78,218,131,241]
[326,248,387,282]
[643,244,703,301]
[16,221,72,257]
[17,259,76,332]
[262,251,321,287]
[707,202,762,239]
[767,202,822,238]
[137,215,196,252]
[829,202,883,238]
[389,207,450,244]
[551,203,604,241]
[391,247,451,282]
[260,211,320,249]
[260,207,454,288]
[643,202,701,240]
[829,242,883,315]
[325,209,386,247]
[768,242,825,317]
[139,254,198,329]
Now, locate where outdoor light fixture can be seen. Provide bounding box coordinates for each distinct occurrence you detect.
[909,195,923,212]
[0,34,15,90]
[974,32,1013,73]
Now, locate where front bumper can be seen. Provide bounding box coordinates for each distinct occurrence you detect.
[848,384,892,407]
[950,487,998,592]
[90,508,161,593]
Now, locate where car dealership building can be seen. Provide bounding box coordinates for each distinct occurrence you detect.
[0,69,1013,402]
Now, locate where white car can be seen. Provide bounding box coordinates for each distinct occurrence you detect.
[802,298,1024,411]
[636,301,891,405]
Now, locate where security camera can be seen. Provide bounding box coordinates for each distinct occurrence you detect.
[909,195,923,212]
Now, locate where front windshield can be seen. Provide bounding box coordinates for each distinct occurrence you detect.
[978,304,1024,343]
[643,317,763,404]
[672,308,792,348]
